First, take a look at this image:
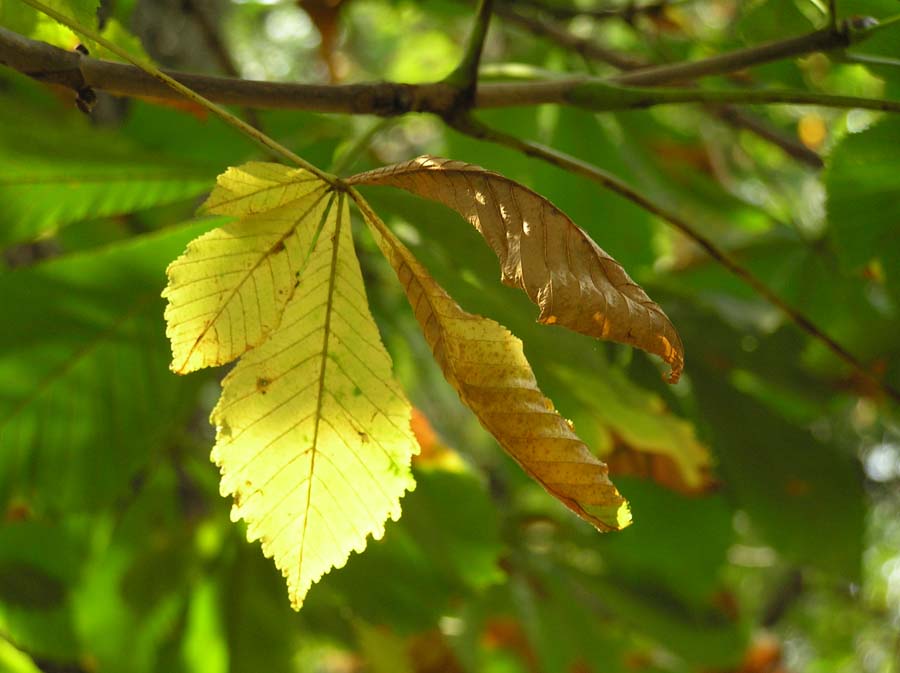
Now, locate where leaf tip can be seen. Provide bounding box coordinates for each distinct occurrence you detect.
[616,500,633,529]
[659,334,684,384]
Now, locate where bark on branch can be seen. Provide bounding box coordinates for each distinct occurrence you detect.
[0,22,873,116]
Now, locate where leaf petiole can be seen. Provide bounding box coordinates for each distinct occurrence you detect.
[18,0,338,183]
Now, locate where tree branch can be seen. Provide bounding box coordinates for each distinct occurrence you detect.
[450,115,900,404]
[4,14,896,400]
[611,25,854,86]
[562,79,900,113]
[446,0,495,91]
[492,2,825,167]
[4,26,896,117]
[712,106,824,169]
[507,0,692,23]
[15,0,332,180]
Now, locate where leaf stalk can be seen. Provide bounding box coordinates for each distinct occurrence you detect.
[17,0,336,182]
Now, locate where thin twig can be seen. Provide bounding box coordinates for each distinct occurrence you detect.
[446,0,495,91]
[562,79,900,113]
[494,3,644,70]
[496,2,823,167]
[330,118,395,175]
[16,0,335,182]
[612,27,852,85]
[451,115,900,403]
[761,569,805,626]
[509,0,692,22]
[840,52,900,69]
[713,105,824,169]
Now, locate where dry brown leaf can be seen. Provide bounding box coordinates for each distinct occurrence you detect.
[298,0,349,82]
[348,156,684,383]
[353,194,631,532]
[604,439,717,496]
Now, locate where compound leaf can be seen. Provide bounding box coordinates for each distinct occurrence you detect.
[164,164,419,609]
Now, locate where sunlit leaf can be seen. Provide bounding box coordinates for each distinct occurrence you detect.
[349,156,684,382]
[164,162,330,373]
[165,169,419,609]
[360,185,712,495]
[355,194,631,532]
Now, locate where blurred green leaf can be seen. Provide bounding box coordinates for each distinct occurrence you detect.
[182,578,229,673]
[0,220,215,511]
[312,464,503,630]
[0,79,214,246]
[826,116,900,306]
[693,375,865,579]
[737,0,816,44]
[593,478,735,606]
[0,520,85,659]
[0,0,97,48]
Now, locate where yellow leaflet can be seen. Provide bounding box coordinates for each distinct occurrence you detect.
[163,163,418,609]
[210,193,417,609]
[163,163,328,373]
[354,193,630,532]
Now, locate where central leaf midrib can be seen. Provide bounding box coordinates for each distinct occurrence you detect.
[299,191,344,582]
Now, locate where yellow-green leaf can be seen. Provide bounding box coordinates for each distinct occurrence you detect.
[354,193,630,532]
[560,367,713,495]
[164,164,419,609]
[348,156,684,382]
[163,163,329,373]
[210,192,417,608]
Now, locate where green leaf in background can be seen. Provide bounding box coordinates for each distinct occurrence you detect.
[827,117,900,307]
[0,0,96,44]
[181,578,229,673]
[0,220,214,511]
[693,375,865,580]
[311,463,503,631]
[0,77,214,247]
[592,478,735,607]
[661,296,867,580]
[0,521,85,660]
[0,0,150,61]
[556,367,711,494]
[737,0,815,44]
[1,0,899,670]
[665,231,900,385]
[71,464,200,673]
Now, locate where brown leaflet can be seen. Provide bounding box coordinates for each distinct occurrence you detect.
[348,155,684,382]
[352,191,631,532]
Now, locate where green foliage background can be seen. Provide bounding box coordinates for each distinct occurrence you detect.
[1,1,900,672]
